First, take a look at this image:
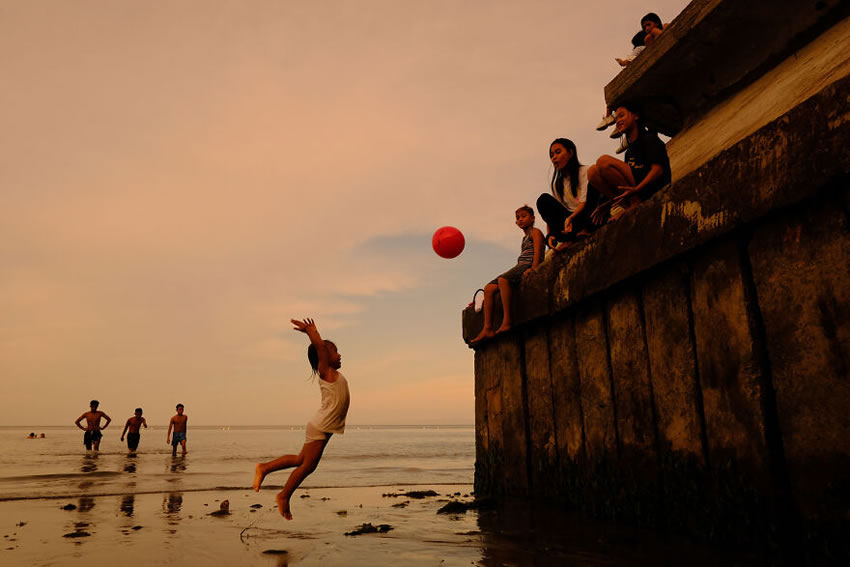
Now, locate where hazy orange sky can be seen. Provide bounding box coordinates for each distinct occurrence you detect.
[0,0,690,426]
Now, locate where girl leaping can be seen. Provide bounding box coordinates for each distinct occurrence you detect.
[253,318,351,520]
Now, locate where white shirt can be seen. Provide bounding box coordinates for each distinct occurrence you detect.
[309,373,351,434]
[552,165,588,213]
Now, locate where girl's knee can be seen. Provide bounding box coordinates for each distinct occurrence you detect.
[484,283,498,294]
[597,155,618,169]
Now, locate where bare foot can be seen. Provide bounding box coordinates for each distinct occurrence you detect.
[253,464,266,492]
[469,328,495,345]
[276,492,293,520]
[495,323,511,335]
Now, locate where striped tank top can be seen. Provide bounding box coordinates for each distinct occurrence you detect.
[517,232,534,265]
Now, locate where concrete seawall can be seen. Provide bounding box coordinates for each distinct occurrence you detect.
[464,0,850,553]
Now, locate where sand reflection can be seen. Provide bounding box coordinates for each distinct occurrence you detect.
[162,492,184,531]
[168,455,188,474]
[120,494,135,517]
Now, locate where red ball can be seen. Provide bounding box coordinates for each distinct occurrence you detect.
[432,226,465,259]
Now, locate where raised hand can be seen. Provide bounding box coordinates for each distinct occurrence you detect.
[291,318,316,333]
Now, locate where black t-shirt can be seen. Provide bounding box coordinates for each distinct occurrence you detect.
[626,132,671,200]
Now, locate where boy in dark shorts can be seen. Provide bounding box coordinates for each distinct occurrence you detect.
[469,205,544,345]
[166,404,188,456]
[121,408,148,452]
[74,400,112,452]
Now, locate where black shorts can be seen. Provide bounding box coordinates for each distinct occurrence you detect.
[127,433,140,450]
[83,430,103,449]
[489,263,532,285]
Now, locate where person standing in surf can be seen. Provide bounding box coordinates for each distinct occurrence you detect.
[253,318,351,520]
[120,408,148,452]
[166,404,188,456]
[74,400,112,452]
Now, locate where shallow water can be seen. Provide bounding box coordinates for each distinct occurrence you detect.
[0,426,761,565]
[0,425,474,501]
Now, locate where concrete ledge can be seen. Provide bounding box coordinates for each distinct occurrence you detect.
[463,73,850,342]
[603,0,848,135]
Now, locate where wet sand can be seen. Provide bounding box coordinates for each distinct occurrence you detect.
[1,483,763,566]
[1,484,483,566]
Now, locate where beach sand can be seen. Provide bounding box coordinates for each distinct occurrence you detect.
[1,482,760,566]
[1,484,485,566]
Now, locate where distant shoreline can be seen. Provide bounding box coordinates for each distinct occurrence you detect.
[1,424,474,429]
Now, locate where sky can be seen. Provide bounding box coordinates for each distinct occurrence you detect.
[0,0,690,426]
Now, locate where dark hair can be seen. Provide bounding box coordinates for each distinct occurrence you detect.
[90,400,99,407]
[307,340,335,375]
[549,138,583,201]
[516,205,534,216]
[176,403,184,409]
[641,12,662,28]
[135,408,143,413]
[616,101,647,135]
[631,30,646,48]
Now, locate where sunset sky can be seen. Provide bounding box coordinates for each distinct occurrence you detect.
[0,0,690,426]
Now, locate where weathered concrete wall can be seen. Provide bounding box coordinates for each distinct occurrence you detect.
[465,55,850,556]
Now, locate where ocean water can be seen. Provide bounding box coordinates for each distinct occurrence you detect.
[0,425,474,501]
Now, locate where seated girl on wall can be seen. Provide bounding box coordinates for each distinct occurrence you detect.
[536,138,601,253]
[588,102,671,222]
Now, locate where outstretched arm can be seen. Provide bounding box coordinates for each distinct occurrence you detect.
[291,318,329,379]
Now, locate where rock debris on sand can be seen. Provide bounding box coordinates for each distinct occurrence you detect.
[63,531,91,538]
[61,504,77,510]
[382,490,438,499]
[262,549,289,555]
[209,500,230,516]
[437,499,494,515]
[344,523,394,536]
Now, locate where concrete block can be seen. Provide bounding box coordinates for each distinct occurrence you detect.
[493,338,529,496]
[642,264,706,460]
[690,240,769,477]
[523,327,558,496]
[574,305,617,461]
[606,290,657,455]
[749,190,850,521]
[549,317,585,463]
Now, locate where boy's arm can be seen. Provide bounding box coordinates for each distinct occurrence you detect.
[74,414,86,429]
[292,318,329,379]
[167,417,174,441]
[121,419,130,438]
[101,413,111,429]
[530,228,545,269]
[142,418,148,429]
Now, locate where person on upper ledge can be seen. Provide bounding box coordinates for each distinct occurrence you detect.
[641,12,665,48]
[588,101,671,223]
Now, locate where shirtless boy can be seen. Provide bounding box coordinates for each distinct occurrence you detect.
[166,404,188,456]
[121,408,148,452]
[74,400,112,452]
